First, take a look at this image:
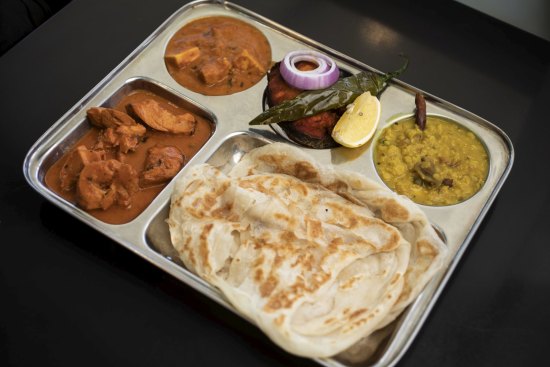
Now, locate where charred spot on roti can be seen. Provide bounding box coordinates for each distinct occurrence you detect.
[290,252,314,270]
[306,218,323,238]
[325,201,376,229]
[278,231,298,247]
[293,161,319,181]
[257,154,320,181]
[182,237,196,269]
[390,274,401,285]
[266,270,331,313]
[380,198,410,221]
[252,254,265,268]
[273,253,285,268]
[274,213,297,227]
[182,236,192,251]
[396,285,412,303]
[258,154,285,170]
[172,196,182,208]
[188,183,231,218]
[216,181,231,196]
[210,203,234,219]
[349,308,368,320]
[342,315,373,334]
[377,230,401,252]
[260,274,278,298]
[253,238,267,250]
[199,223,214,272]
[329,237,344,249]
[185,178,203,194]
[239,176,267,192]
[325,179,349,194]
[266,284,302,312]
[417,239,438,257]
[338,274,363,291]
[202,193,217,209]
[294,181,309,196]
[254,268,264,283]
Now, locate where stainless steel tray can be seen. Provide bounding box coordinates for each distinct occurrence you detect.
[23,1,514,366]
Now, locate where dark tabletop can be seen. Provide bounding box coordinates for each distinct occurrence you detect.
[1,0,549,366]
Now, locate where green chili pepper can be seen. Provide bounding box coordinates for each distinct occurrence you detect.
[249,56,408,126]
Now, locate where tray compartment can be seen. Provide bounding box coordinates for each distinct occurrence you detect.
[37,76,218,225]
[143,130,452,367]
[371,113,492,207]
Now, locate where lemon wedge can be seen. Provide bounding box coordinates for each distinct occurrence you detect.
[331,91,381,148]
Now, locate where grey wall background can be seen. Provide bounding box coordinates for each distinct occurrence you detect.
[456,0,550,41]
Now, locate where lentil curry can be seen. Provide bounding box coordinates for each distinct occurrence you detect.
[374,115,489,206]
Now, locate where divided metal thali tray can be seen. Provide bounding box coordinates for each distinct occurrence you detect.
[23,1,514,366]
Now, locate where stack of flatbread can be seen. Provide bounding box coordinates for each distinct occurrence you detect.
[168,143,447,358]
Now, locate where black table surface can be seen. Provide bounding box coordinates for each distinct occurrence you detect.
[1,0,549,366]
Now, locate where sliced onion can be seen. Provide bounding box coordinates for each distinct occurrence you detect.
[280,50,340,90]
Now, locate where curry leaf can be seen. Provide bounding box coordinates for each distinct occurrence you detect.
[249,56,408,126]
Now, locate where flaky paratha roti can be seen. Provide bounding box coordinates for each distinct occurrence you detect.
[168,143,447,358]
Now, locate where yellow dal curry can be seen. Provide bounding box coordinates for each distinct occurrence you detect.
[374,116,489,206]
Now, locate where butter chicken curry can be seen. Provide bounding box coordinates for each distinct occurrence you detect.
[164,16,272,95]
[45,90,214,224]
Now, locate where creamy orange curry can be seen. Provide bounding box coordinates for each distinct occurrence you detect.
[45,90,214,224]
[164,16,272,96]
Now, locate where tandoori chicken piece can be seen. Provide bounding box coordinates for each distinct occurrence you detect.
[141,145,185,186]
[267,62,340,148]
[76,159,139,210]
[130,99,196,135]
[282,111,340,140]
[59,145,106,191]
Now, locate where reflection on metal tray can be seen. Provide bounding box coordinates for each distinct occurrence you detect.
[22,1,514,366]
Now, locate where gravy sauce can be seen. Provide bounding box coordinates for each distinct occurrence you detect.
[45,90,214,224]
[165,16,272,96]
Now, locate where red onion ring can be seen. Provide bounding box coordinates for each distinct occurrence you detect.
[280,50,340,90]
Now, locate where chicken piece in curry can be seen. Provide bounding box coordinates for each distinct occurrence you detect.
[59,145,106,192]
[130,99,196,134]
[141,145,185,186]
[76,159,139,211]
[45,90,214,224]
[87,107,147,154]
[164,16,272,96]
